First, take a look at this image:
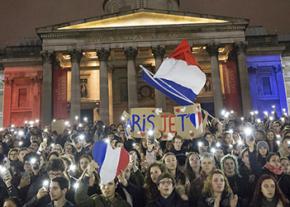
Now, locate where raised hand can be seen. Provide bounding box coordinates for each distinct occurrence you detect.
[230,194,238,207]
[36,187,48,200]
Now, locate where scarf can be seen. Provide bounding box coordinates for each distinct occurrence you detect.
[264,163,283,175]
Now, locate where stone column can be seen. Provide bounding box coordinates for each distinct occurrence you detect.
[207,43,224,117]
[282,56,290,109]
[152,46,166,110]
[70,50,82,121]
[124,47,138,108]
[235,42,251,115]
[97,48,110,124]
[41,51,53,126]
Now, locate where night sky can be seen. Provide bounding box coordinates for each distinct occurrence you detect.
[0,0,289,46]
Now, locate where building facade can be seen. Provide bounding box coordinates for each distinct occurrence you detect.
[0,0,289,127]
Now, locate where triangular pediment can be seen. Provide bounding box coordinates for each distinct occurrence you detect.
[57,11,228,30]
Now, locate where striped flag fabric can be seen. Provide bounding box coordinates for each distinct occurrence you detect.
[141,39,206,106]
[92,140,129,184]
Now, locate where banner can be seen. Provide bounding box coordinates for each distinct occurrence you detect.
[125,104,203,139]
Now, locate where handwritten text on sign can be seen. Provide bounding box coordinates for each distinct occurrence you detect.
[127,104,203,139]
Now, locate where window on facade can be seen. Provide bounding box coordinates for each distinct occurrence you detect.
[262,77,272,95]
[18,88,28,107]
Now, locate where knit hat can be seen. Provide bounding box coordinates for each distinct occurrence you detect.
[256,141,269,151]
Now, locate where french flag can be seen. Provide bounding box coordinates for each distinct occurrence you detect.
[141,39,206,106]
[92,140,129,184]
[190,111,203,129]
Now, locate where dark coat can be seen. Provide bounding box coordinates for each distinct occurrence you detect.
[197,192,233,207]
[117,182,145,207]
[261,167,290,201]
[75,178,130,207]
[146,190,188,207]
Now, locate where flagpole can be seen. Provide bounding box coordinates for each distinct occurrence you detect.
[201,108,223,125]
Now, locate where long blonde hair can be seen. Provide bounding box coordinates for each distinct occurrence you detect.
[202,169,233,196]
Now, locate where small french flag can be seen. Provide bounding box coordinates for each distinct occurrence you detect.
[92,140,129,184]
[141,39,206,106]
[190,111,203,129]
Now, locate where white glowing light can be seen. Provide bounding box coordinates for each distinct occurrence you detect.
[216,142,221,148]
[250,111,254,116]
[126,124,131,129]
[147,130,154,136]
[198,141,203,147]
[244,127,252,136]
[0,165,7,174]
[11,124,15,128]
[240,117,244,121]
[44,128,48,133]
[281,117,285,122]
[69,164,77,172]
[224,112,230,118]
[75,116,79,121]
[264,111,269,116]
[43,138,48,142]
[0,128,3,132]
[276,140,281,145]
[64,121,70,126]
[254,111,259,115]
[256,118,261,123]
[221,109,226,116]
[50,143,55,148]
[104,138,110,144]
[78,123,83,128]
[210,148,216,154]
[229,144,233,149]
[228,129,234,134]
[18,130,24,137]
[53,119,56,123]
[83,117,88,122]
[79,134,85,141]
[42,180,49,188]
[35,119,39,123]
[132,143,136,147]
[269,116,274,121]
[276,134,281,139]
[272,105,276,109]
[30,157,37,165]
[73,182,79,190]
[271,111,275,114]
[19,141,23,146]
[237,139,244,146]
[29,121,34,126]
[283,108,286,112]
[230,110,234,114]
[24,121,28,124]
[121,116,125,121]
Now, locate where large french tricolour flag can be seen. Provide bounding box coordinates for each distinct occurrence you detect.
[92,140,129,184]
[141,39,206,105]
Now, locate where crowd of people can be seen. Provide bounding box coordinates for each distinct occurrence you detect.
[0,108,290,207]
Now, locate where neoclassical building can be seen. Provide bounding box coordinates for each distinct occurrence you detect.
[0,0,289,127]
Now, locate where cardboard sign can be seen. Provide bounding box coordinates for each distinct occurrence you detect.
[128,108,162,138]
[125,104,203,139]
